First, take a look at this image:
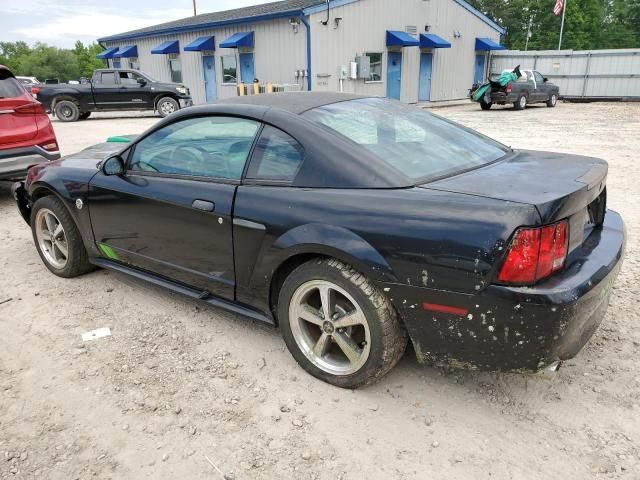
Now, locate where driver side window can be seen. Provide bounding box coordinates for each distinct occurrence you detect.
[129,116,260,180]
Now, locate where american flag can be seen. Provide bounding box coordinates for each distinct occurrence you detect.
[554,0,564,16]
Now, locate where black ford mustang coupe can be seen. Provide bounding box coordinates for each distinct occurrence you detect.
[12,93,625,388]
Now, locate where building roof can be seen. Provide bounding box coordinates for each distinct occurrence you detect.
[98,0,324,42]
[98,0,504,43]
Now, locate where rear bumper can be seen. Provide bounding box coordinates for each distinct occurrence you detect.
[385,210,626,371]
[0,145,60,180]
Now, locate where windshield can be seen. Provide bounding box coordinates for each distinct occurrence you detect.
[303,98,508,181]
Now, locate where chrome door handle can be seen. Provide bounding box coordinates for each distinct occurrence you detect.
[192,199,215,212]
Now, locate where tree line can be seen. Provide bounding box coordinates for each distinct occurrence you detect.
[0,41,106,82]
[469,0,640,50]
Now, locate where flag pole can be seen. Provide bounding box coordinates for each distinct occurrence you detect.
[558,0,567,50]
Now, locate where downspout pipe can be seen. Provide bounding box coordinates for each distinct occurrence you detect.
[297,13,312,91]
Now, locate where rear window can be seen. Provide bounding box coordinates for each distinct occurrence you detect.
[0,71,24,99]
[303,98,508,181]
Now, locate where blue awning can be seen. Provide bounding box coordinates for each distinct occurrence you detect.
[420,33,451,49]
[184,36,215,52]
[151,40,179,55]
[475,38,505,51]
[220,32,254,49]
[96,47,119,59]
[386,30,420,47]
[113,45,138,58]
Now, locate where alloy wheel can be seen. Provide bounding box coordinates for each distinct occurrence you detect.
[289,280,371,375]
[34,208,68,269]
[519,96,527,109]
[551,94,557,106]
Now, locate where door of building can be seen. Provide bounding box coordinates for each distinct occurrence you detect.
[239,52,255,83]
[418,52,433,102]
[387,51,402,100]
[202,55,217,102]
[474,54,486,84]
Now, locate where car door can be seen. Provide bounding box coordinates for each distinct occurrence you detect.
[533,71,549,102]
[87,115,262,300]
[92,71,125,109]
[117,71,153,108]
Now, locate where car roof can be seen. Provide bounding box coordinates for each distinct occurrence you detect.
[214,92,370,115]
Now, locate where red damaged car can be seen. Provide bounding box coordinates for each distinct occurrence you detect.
[0,65,60,181]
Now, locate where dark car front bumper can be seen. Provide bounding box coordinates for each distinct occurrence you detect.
[384,210,625,371]
[0,145,60,181]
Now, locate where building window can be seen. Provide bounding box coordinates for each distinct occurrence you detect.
[130,59,140,70]
[366,52,383,82]
[169,58,182,83]
[221,55,237,84]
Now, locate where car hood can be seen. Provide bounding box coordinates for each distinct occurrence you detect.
[152,81,188,92]
[422,149,607,223]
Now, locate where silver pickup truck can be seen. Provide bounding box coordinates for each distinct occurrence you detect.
[478,69,560,110]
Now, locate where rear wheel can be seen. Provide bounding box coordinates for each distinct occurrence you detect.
[546,93,557,107]
[480,99,492,110]
[514,94,527,110]
[157,97,179,118]
[79,112,91,120]
[54,100,80,122]
[278,258,407,388]
[31,196,93,278]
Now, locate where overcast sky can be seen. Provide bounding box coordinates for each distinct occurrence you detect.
[0,0,273,48]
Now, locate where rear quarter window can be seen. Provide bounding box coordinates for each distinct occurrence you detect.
[0,71,24,98]
[246,126,304,181]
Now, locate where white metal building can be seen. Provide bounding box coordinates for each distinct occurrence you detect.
[97,0,505,105]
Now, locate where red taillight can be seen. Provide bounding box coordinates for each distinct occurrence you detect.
[506,84,512,94]
[14,103,46,115]
[498,220,569,285]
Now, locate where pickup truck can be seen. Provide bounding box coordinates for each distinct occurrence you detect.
[474,69,560,110]
[33,69,193,122]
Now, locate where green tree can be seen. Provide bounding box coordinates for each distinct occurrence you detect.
[73,41,105,78]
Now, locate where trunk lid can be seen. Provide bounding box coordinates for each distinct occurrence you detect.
[423,149,607,223]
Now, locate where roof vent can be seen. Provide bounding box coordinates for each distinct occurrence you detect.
[405,25,418,35]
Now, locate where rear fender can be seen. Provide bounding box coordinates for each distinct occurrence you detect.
[236,223,397,315]
[273,223,397,282]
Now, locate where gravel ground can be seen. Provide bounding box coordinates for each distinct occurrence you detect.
[1,102,639,480]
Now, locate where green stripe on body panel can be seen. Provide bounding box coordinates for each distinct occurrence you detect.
[98,243,120,260]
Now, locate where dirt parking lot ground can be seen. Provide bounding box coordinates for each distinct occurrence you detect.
[1,102,639,480]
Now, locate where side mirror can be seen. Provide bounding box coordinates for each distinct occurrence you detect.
[102,155,125,176]
[543,77,549,82]
[137,78,147,86]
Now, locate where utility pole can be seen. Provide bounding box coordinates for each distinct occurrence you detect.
[558,0,567,50]
[193,0,197,16]
[525,15,533,51]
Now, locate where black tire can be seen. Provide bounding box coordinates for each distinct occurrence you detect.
[514,94,527,111]
[79,112,91,120]
[54,100,80,122]
[30,195,93,278]
[546,93,557,107]
[480,100,492,110]
[278,258,407,388]
[157,97,179,118]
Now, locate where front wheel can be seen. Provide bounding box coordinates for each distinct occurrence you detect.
[157,97,179,118]
[278,258,407,388]
[31,195,93,278]
[546,93,557,107]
